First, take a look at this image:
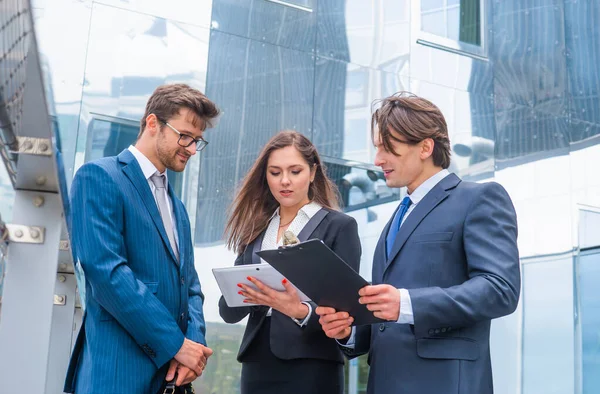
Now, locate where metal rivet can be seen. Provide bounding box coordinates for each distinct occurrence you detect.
[56,295,64,303]
[30,229,40,239]
[33,195,44,207]
[23,141,33,150]
[14,229,23,238]
[58,275,66,282]
[59,263,67,271]
[35,176,47,186]
[39,143,49,152]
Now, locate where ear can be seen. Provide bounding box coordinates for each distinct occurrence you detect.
[145,114,160,136]
[420,138,435,160]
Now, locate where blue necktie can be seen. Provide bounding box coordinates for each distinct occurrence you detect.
[386,196,412,257]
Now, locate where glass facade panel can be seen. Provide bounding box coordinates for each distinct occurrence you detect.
[94,0,213,28]
[578,251,600,394]
[522,257,575,394]
[211,0,316,52]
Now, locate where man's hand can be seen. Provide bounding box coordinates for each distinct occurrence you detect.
[173,338,213,376]
[358,284,401,321]
[166,360,199,385]
[315,306,353,340]
[239,277,308,320]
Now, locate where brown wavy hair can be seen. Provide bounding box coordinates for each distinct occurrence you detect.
[372,92,451,169]
[225,130,340,254]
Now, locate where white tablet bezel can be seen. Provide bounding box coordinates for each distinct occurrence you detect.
[212,263,311,307]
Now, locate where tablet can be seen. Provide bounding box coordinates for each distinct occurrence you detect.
[212,263,311,307]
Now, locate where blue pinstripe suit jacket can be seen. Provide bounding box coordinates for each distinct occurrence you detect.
[64,149,206,394]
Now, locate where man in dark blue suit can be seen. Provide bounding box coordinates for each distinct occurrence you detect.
[64,84,220,393]
[317,92,520,394]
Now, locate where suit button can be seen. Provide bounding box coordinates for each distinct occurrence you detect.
[181,277,185,285]
[435,329,440,334]
[428,329,434,335]
[441,328,447,333]
[379,324,385,332]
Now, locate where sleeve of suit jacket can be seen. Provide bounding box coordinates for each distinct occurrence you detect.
[409,182,521,338]
[184,211,207,345]
[301,215,363,334]
[71,163,185,368]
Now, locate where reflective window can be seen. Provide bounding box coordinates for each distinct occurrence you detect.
[420,0,481,46]
[578,250,600,394]
[522,256,575,394]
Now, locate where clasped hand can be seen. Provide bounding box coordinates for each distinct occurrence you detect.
[170,338,213,385]
[238,276,309,320]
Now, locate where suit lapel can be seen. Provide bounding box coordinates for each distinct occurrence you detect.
[169,185,186,269]
[297,209,329,242]
[119,150,179,266]
[384,173,461,272]
[251,232,266,265]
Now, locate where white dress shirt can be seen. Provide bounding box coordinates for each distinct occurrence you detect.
[261,201,323,326]
[127,145,179,244]
[342,169,450,347]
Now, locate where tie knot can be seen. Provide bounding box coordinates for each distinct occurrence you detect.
[400,196,412,208]
[150,172,167,189]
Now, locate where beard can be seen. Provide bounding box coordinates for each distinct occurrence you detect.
[156,133,190,172]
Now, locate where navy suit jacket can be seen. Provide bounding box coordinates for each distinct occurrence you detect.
[348,173,521,394]
[64,149,206,394]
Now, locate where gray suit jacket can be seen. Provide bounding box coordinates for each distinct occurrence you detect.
[347,173,520,394]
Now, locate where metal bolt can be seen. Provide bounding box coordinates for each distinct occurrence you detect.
[39,142,49,152]
[56,295,64,303]
[58,275,66,282]
[35,176,47,186]
[59,263,67,271]
[23,141,33,150]
[30,229,40,239]
[33,195,44,207]
[14,229,23,238]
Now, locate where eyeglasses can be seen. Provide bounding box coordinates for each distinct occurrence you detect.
[157,117,208,152]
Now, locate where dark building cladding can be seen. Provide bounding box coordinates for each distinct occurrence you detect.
[194,0,600,245]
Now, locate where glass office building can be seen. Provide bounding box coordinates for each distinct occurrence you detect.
[1,0,599,393]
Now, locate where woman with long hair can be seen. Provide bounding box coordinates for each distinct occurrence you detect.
[219,130,361,394]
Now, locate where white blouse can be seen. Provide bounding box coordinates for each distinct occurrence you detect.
[260,201,323,324]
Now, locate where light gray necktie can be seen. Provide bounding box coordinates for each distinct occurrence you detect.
[150,172,179,261]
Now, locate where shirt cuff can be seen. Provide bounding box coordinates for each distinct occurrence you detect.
[396,288,414,324]
[337,326,356,348]
[292,302,313,327]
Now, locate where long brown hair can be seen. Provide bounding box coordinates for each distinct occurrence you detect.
[225,130,339,254]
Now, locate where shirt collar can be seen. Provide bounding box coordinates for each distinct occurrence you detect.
[408,169,450,205]
[128,145,167,182]
[269,201,323,221]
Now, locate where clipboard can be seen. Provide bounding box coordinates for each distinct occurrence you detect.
[256,239,384,326]
[213,263,311,307]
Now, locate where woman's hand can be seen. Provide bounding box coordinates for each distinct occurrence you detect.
[238,277,309,320]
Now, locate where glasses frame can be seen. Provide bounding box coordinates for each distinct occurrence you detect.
[156,116,208,152]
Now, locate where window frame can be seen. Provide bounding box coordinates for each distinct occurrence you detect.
[414,0,488,60]
[264,0,313,13]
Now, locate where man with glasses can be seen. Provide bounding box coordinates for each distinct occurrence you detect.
[64,84,220,393]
